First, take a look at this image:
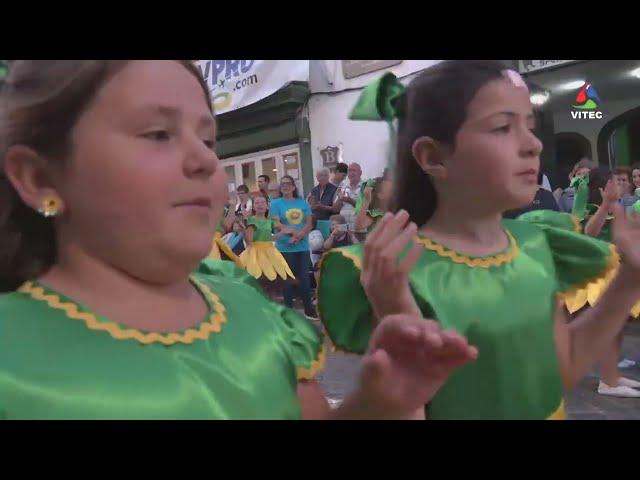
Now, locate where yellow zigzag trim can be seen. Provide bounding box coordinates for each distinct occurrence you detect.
[416,231,518,268]
[297,343,327,380]
[547,400,567,420]
[17,277,227,346]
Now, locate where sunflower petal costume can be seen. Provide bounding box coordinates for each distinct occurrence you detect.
[239,217,295,281]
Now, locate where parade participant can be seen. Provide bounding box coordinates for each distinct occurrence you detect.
[208,211,243,267]
[240,193,294,281]
[222,218,247,257]
[0,60,476,420]
[318,61,640,419]
[569,167,640,396]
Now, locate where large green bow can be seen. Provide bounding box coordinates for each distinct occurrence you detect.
[349,72,406,178]
[349,72,406,122]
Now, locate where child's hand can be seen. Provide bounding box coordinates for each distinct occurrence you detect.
[363,187,373,203]
[361,211,424,320]
[355,314,478,419]
[600,179,621,207]
[288,231,302,244]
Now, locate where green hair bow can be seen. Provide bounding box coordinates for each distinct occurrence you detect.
[571,174,589,221]
[349,72,406,177]
[349,72,406,122]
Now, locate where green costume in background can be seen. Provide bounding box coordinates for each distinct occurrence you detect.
[0,260,324,419]
[318,211,615,419]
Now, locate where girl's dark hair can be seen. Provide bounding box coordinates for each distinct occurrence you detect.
[279,175,300,198]
[237,184,249,194]
[393,60,512,226]
[0,61,212,292]
[588,166,612,205]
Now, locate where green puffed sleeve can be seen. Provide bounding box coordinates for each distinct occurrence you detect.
[197,259,263,294]
[276,305,326,381]
[515,210,621,314]
[317,245,373,354]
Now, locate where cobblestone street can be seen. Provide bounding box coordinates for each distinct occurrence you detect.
[311,319,640,419]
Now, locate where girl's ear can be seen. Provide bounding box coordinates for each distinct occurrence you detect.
[4,145,65,214]
[412,136,449,180]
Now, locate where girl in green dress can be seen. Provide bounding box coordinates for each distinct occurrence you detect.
[240,194,294,281]
[318,60,640,419]
[0,60,476,420]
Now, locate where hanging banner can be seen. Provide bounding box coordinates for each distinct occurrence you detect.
[195,60,309,114]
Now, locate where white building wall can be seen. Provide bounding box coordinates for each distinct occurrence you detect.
[307,61,442,179]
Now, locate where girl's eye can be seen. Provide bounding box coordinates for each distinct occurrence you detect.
[142,130,171,142]
[493,125,510,133]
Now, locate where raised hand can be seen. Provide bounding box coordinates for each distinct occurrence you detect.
[361,210,424,320]
[355,314,478,419]
[600,179,621,207]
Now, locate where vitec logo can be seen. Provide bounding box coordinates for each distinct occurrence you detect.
[571,83,603,119]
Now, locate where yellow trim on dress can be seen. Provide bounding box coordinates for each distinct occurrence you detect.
[297,343,327,380]
[558,243,640,317]
[569,215,583,234]
[321,231,518,273]
[17,277,227,346]
[416,231,519,268]
[546,400,567,420]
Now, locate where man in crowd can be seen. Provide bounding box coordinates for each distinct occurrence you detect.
[332,162,363,232]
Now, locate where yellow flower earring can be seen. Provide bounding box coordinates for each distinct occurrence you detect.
[38,194,64,218]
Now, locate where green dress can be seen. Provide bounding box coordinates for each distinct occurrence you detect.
[318,211,614,420]
[0,260,324,419]
[248,217,276,241]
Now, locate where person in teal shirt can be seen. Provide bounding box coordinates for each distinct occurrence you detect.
[270,175,315,318]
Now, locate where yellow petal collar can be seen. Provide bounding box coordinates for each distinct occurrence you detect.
[416,230,519,268]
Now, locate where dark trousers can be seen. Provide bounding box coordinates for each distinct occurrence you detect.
[281,251,314,316]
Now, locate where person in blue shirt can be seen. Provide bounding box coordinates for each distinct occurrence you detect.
[270,175,316,318]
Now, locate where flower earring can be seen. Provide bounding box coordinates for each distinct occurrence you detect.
[38,194,64,218]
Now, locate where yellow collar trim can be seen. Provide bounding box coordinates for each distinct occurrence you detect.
[17,277,227,346]
[297,344,327,380]
[416,230,518,268]
[323,231,518,272]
